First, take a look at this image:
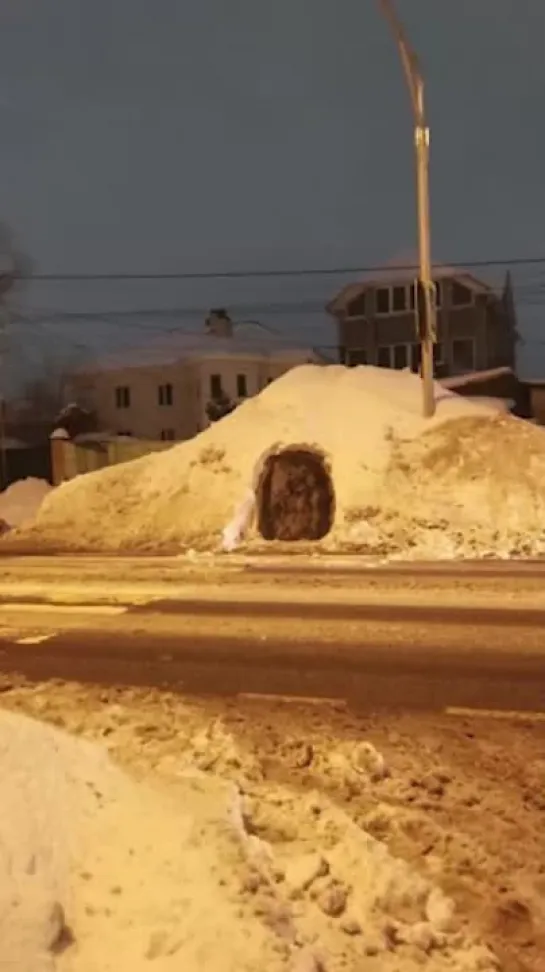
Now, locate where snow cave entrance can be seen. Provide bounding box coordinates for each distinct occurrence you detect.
[256,447,335,542]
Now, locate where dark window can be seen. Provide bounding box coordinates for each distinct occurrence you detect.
[375,288,390,315]
[347,348,367,366]
[236,373,248,397]
[409,283,416,310]
[117,430,132,436]
[115,386,130,409]
[160,428,176,441]
[451,281,473,307]
[377,346,391,368]
[411,343,422,372]
[392,286,407,313]
[433,342,444,365]
[158,383,173,406]
[393,344,408,369]
[434,281,442,308]
[451,338,475,372]
[210,374,223,399]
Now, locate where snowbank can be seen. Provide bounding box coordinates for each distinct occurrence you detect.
[0,710,289,972]
[12,365,545,557]
[0,709,499,971]
[0,477,52,528]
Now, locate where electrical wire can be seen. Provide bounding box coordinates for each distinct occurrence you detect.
[13,254,545,282]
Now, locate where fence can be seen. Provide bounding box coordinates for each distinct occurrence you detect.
[51,435,174,486]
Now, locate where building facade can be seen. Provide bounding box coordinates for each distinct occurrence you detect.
[327,269,518,378]
[66,312,318,442]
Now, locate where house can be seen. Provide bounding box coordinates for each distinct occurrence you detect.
[440,367,532,418]
[65,310,320,442]
[327,266,518,378]
[521,379,545,426]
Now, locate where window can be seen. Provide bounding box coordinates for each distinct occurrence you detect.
[375,285,414,315]
[117,430,132,437]
[375,288,391,315]
[451,338,475,373]
[346,348,367,366]
[392,286,408,313]
[377,343,428,372]
[160,428,176,441]
[409,280,442,311]
[236,373,248,398]
[158,383,173,406]
[115,386,130,409]
[210,374,222,399]
[393,344,408,369]
[451,281,473,307]
[408,342,443,373]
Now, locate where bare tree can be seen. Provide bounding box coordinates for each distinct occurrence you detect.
[0,222,33,325]
[205,391,238,424]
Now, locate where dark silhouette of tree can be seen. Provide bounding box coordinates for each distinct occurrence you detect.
[52,402,96,438]
[205,391,238,423]
[0,222,33,318]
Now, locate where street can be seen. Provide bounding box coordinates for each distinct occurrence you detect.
[1,554,545,716]
[1,554,545,970]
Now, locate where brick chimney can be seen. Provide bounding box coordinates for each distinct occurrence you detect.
[205,308,233,338]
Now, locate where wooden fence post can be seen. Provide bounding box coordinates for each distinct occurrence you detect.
[50,429,70,485]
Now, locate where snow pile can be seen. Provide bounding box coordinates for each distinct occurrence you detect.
[0,710,288,972]
[0,709,499,972]
[11,364,545,557]
[238,787,500,971]
[0,477,52,528]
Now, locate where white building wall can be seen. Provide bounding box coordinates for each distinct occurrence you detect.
[67,346,318,441]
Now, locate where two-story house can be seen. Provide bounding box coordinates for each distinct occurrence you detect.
[327,267,518,378]
[65,311,319,442]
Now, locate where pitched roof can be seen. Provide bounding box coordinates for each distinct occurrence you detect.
[327,264,496,316]
[74,320,320,374]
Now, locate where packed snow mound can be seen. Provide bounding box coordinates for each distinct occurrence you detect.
[11,365,545,557]
[0,709,499,972]
[0,477,52,528]
[0,709,294,972]
[0,708,127,971]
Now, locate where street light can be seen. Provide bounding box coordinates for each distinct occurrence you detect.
[379,0,437,418]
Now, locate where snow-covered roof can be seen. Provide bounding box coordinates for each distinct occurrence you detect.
[74,321,319,374]
[441,367,514,390]
[327,264,496,316]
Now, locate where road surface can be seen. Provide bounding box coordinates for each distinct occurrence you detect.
[1,554,545,716]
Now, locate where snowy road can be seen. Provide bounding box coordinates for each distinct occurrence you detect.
[1,555,545,716]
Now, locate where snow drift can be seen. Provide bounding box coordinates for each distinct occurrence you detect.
[0,477,52,529]
[0,708,499,972]
[10,365,545,558]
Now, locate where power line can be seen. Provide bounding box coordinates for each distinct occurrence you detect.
[11,287,545,329]
[14,255,545,282]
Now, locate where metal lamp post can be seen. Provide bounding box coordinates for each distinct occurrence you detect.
[379,0,436,418]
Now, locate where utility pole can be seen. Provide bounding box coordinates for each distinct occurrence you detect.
[379,0,436,418]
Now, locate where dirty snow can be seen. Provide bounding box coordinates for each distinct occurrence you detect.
[0,477,52,528]
[0,704,504,972]
[10,364,545,557]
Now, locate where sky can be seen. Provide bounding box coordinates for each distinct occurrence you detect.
[0,0,544,385]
